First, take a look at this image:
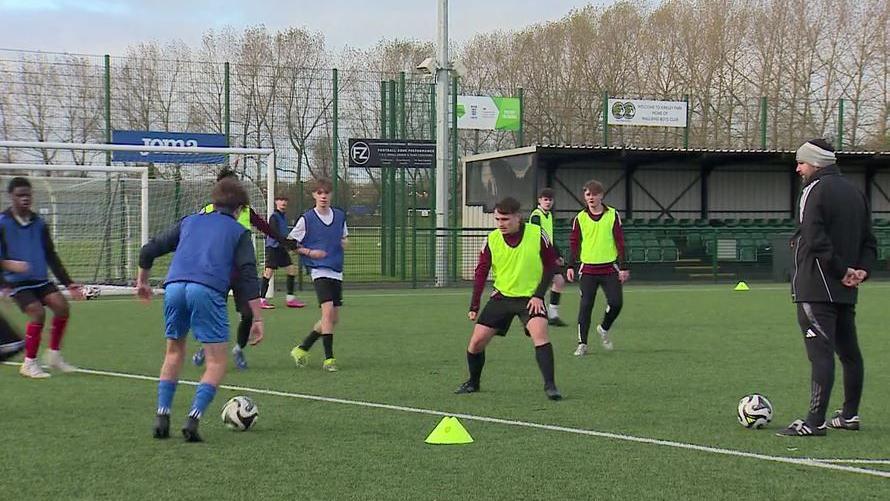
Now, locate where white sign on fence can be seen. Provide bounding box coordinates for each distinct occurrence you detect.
[456,95,521,131]
[607,99,687,128]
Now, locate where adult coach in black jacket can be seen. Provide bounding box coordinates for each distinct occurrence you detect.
[777,138,877,437]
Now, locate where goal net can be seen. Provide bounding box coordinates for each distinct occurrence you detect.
[0,141,274,294]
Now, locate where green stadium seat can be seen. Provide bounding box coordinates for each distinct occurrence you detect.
[660,239,679,261]
[738,239,757,262]
[628,246,647,263]
[738,218,753,226]
[642,238,662,262]
[686,233,703,249]
[739,247,757,262]
[646,247,663,262]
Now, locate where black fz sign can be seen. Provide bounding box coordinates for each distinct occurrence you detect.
[348,138,435,169]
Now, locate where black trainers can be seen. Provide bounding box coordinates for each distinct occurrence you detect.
[827,410,860,431]
[181,416,203,443]
[153,414,170,439]
[775,419,827,437]
[454,380,479,394]
[544,384,562,401]
[548,317,568,327]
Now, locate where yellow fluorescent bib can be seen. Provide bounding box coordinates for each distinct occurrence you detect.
[577,207,618,264]
[203,203,251,230]
[530,208,554,241]
[487,223,543,297]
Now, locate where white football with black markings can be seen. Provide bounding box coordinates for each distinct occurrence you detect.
[738,394,773,429]
[222,396,258,431]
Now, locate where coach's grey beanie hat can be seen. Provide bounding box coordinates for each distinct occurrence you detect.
[796,138,836,168]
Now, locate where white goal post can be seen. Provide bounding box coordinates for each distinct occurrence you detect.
[0,140,275,295]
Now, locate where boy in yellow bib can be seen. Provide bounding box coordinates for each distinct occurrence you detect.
[456,197,562,400]
[529,187,568,327]
[566,179,630,355]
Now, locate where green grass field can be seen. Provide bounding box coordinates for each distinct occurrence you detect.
[3,282,890,500]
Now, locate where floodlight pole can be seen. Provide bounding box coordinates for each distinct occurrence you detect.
[435,0,450,287]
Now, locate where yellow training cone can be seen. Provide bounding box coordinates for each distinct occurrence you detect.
[734,281,750,291]
[424,416,474,445]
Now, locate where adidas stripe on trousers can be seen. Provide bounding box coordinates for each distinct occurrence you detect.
[795,302,864,426]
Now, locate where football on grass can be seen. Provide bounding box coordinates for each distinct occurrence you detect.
[222,396,258,431]
[737,394,773,429]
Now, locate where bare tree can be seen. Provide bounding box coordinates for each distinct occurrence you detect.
[0,60,15,163]
[18,54,60,164]
[58,55,104,165]
[277,28,333,181]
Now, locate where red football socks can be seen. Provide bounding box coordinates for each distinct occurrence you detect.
[24,322,44,359]
[49,316,69,351]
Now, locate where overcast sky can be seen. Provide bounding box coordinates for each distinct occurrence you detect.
[0,0,614,56]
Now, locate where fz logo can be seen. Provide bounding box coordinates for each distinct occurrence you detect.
[350,141,370,165]
[611,101,636,120]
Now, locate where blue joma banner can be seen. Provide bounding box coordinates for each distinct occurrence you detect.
[112,130,227,164]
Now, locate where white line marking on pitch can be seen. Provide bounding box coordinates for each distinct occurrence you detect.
[71,282,890,304]
[4,362,888,480]
[812,459,890,465]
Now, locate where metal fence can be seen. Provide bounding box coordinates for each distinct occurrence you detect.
[1,48,888,286]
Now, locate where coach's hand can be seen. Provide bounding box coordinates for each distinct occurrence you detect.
[618,270,630,284]
[566,268,575,282]
[68,283,85,301]
[842,267,859,288]
[527,297,545,316]
[249,320,264,345]
[468,310,477,321]
[307,248,327,259]
[136,282,153,303]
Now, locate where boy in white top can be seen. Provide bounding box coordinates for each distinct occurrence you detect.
[288,178,348,372]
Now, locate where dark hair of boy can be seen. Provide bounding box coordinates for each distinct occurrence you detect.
[7,177,31,194]
[494,197,521,214]
[216,169,237,182]
[583,180,604,195]
[312,177,334,193]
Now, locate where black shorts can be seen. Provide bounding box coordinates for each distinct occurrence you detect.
[11,282,59,311]
[265,246,293,269]
[476,295,546,335]
[313,278,343,307]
